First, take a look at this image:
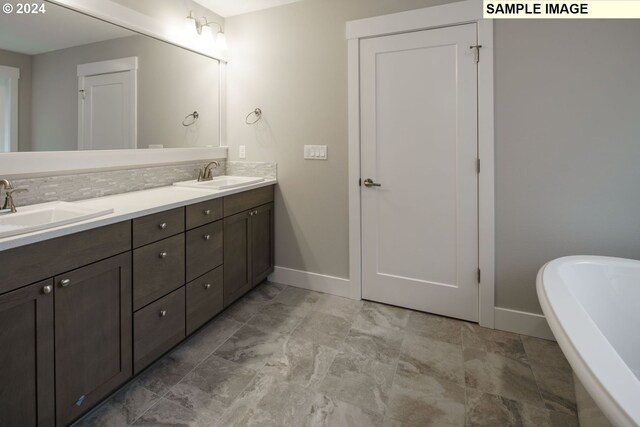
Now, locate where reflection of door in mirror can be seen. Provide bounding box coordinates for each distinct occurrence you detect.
[78,57,137,150]
[0,65,19,152]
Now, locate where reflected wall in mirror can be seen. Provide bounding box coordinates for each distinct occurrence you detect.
[0,0,220,152]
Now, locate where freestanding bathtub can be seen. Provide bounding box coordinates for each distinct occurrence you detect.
[537,256,640,427]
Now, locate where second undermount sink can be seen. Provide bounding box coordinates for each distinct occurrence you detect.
[0,201,114,239]
[173,176,265,190]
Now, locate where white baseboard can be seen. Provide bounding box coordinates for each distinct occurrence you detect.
[494,307,555,341]
[268,266,352,299]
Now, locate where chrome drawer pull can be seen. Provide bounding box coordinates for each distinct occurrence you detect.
[159,222,168,230]
[203,234,211,241]
[204,283,211,290]
[203,209,211,216]
[159,310,167,317]
[43,285,52,294]
[159,252,168,259]
[60,279,71,287]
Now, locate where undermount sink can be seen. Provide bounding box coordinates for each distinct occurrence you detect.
[0,201,113,239]
[173,176,265,190]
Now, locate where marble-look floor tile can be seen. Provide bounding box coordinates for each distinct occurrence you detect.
[165,355,256,417]
[221,298,269,323]
[341,323,405,365]
[352,301,410,331]
[465,388,551,427]
[521,336,576,415]
[261,336,337,388]
[406,311,464,345]
[136,343,207,396]
[297,393,383,427]
[72,380,160,427]
[273,286,322,310]
[318,351,395,415]
[247,302,308,335]
[313,294,364,322]
[398,333,465,386]
[386,369,466,427]
[133,398,201,426]
[462,323,528,363]
[215,374,315,427]
[180,316,244,361]
[213,325,288,370]
[291,311,352,349]
[464,347,544,408]
[251,281,286,300]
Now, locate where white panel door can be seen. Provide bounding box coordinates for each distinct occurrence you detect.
[80,71,134,150]
[360,24,479,322]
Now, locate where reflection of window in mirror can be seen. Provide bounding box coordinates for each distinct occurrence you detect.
[0,65,19,152]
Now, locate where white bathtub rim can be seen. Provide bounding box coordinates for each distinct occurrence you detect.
[537,256,640,427]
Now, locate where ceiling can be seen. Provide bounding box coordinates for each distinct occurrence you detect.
[194,0,304,17]
[0,2,132,55]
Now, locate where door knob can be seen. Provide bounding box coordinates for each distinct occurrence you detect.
[363,178,381,188]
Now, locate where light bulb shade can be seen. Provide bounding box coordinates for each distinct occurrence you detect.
[215,32,228,50]
[184,15,198,37]
[201,24,214,41]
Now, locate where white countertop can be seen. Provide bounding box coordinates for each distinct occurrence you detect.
[0,178,277,251]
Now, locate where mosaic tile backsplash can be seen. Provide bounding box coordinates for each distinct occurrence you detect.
[9,160,277,206]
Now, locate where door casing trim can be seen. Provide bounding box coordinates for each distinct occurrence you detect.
[346,0,495,328]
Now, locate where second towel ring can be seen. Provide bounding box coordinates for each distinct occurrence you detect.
[245,108,262,125]
[182,111,199,127]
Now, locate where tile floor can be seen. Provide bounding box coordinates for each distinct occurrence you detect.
[73,282,579,427]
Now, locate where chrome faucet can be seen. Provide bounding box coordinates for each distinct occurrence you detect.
[196,161,220,182]
[0,179,28,214]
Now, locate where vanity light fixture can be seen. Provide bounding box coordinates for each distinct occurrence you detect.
[185,11,227,50]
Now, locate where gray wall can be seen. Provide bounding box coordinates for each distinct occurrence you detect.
[0,48,32,151]
[31,35,219,150]
[226,1,640,313]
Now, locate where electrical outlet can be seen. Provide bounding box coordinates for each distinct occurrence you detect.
[239,145,246,159]
[304,145,328,160]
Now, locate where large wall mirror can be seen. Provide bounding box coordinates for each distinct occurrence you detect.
[0,0,220,152]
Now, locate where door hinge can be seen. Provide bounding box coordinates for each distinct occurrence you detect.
[477,158,481,174]
[477,268,481,283]
[470,45,483,63]
[358,178,362,187]
[79,89,86,100]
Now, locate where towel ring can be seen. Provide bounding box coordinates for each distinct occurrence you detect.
[245,108,262,125]
[182,111,199,127]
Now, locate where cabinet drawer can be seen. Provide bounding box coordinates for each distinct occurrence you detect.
[133,234,185,310]
[186,220,223,282]
[186,198,223,230]
[223,185,274,217]
[1,222,131,295]
[133,208,185,248]
[186,266,223,335]
[133,287,185,374]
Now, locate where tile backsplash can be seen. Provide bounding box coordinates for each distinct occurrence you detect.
[10,160,277,206]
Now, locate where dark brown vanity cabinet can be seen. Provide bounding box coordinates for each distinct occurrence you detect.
[54,253,132,426]
[223,187,275,307]
[0,279,55,427]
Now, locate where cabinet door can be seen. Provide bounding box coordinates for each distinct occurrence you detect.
[251,203,275,287]
[0,280,54,427]
[223,210,252,306]
[55,253,132,426]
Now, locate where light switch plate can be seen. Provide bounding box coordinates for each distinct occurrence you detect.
[304,145,327,160]
[239,145,246,159]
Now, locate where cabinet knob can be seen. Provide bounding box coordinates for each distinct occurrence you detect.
[43,285,53,294]
[60,279,71,287]
[203,234,211,241]
[203,209,211,216]
[249,211,254,217]
[159,310,167,317]
[159,252,168,259]
[204,283,211,290]
[159,222,167,230]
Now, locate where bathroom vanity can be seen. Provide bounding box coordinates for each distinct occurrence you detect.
[0,182,275,427]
